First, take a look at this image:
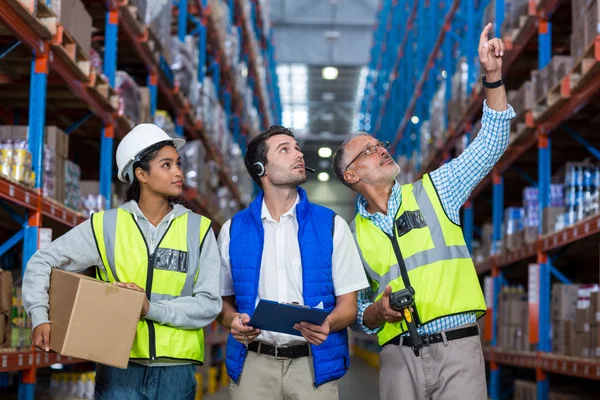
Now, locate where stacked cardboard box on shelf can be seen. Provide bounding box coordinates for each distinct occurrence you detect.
[50,0,93,56]
[508,80,534,139]
[497,286,529,351]
[532,56,573,105]
[0,270,12,348]
[515,379,599,400]
[552,284,579,355]
[504,207,524,251]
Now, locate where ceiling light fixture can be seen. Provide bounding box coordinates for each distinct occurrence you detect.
[318,147,332,158]
[318,172,330,182]
[322,67,338,80]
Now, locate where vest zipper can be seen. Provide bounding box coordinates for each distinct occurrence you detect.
[130,214,176,361]
[386,232,422,327]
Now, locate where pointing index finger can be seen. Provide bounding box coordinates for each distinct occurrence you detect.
[480,23,492,46]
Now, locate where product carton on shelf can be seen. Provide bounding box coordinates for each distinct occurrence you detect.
[49,269,145,368]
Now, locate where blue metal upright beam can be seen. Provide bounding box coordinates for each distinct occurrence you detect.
[537,0,552,386]
[490,172,503,400]
[466,0,477,94]
[178,0,188,42]
[148,74,158,118]
[539,21,552,69]
[100,9,118,207]
[536,131,551,400]
[198,20,207,85]
[495,0,504,37]
[27,52,48,190]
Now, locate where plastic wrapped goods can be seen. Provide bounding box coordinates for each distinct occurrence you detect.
[116,71,142,126]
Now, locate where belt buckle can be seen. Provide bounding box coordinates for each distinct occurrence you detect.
[274,345,286,360]
[421,335,430,346]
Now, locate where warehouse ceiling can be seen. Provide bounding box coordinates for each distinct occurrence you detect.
[269,0,376,179]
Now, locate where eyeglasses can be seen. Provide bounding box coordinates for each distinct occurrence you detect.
[344,140,391,171]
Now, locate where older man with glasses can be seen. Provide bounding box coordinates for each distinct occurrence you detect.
[331,23,515,400]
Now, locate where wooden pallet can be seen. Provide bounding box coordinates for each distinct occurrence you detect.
[88,68,119,110]
[50,24,91,82]
[570,37,600,94]
[533,75,571,122]
[0,0,57,40]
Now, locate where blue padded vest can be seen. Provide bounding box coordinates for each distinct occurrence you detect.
[225,187,349,386]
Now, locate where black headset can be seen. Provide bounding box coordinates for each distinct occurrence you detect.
[253,161,266,177]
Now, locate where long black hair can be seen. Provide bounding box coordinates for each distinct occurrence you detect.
[125,141,181,204]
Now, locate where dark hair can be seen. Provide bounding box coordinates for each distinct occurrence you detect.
[244,125,295,187]
[332,133,370,189]
[125,141,180,203]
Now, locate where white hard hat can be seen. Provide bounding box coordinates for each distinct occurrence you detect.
[116,124,186,183]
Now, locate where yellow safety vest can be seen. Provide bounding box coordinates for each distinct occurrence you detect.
[91,208,212,364]
[351,174,486,346]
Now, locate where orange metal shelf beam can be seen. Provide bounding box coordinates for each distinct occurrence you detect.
[476,212,600,274]
[0,176,85,227]
[484,348,600,381]
[0,350,84,373]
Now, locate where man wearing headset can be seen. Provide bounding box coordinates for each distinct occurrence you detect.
[217,125,369,399]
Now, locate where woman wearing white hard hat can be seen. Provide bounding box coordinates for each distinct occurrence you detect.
[22,124,222,399]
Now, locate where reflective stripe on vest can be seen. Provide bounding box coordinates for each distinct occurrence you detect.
[91,208,212,363]
[352,174,486,345]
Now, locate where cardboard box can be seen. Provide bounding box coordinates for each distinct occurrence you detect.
[50,0,74,30]
[590,292,600,326]
[576,308,591,333]
[549,56,573,89]
[0,270,12,348]
[509,298,528,326]
[8,126,69,159]
[543,207,565,235]
[49,269,145,368]
[552,284,579,321]
[586,1,600,53]
[553,319,575,355]
[139,87,151,123]
[524,226,537,244]
[591,326,600,357]
[573,332,590,358]
[70,0,92,57]
[514,380,537,400]
[505,231,524,251]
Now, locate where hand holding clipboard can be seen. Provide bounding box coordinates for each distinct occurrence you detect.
[248,300,332,345]
[231,313,261,347]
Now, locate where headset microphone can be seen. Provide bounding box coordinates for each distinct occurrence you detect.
[305,167,316,173]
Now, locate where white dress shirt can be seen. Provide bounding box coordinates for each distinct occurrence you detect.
[218,194,369,346]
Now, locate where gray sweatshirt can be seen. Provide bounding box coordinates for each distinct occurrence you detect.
[23,200,222,366]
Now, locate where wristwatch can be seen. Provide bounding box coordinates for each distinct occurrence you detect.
[482,74,504,89]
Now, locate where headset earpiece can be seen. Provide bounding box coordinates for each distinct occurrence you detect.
[253,161,266,177]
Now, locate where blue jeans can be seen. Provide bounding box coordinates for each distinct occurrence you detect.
[95,362,197,400]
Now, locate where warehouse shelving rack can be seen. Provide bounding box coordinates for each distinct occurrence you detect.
[0,0,280,398]
[361,0,600,399]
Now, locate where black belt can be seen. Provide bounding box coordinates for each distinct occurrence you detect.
[247,341,310,359]
[383,325,479,348]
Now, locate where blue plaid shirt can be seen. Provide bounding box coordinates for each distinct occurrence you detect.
[355,100,515,335]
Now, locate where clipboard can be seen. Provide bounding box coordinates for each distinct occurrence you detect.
[248,299,330,336]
